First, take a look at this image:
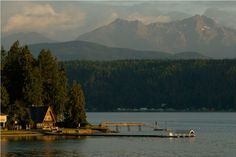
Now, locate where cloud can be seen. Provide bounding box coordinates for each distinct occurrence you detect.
[2,3,85,33]
[24,4,56,17]
[127,13,171,24]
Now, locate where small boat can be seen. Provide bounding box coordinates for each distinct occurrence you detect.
[168,129,196,137]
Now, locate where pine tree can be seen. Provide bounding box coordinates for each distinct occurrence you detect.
[38,49,67,118]
[1,46,7,70]
[53,67,68,121]
[66,81,87,127]
[23,67,43,106]
[1,47,9,113]
[3,41,24,103]
[38,49,58,105]
[19,46,42,106]
[1,85,9,113]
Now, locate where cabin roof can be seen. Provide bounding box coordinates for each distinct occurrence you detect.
[29,106,53,123]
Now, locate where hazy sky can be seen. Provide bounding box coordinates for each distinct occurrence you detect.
[1,1,236,41]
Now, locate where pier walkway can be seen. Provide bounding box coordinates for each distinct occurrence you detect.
[100,122,145,127]
[46,132,195,138]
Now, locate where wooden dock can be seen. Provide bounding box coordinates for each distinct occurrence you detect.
[100,122,145,127]
[100,121,146,132]
[44,121,196,138]
[87,133,195,138]
[45,132,195,138]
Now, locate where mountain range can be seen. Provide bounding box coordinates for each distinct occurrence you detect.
[29,40,208,61]
[77,15,236,59]
[2,15,236,59]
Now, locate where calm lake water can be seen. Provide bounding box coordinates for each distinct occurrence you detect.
[1,112,236,157]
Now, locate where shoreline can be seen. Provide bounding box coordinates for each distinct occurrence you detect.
[87,111,236,113]
[0,127,103,137]
[0,130,44,137]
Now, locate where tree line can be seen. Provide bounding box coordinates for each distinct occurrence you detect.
[1,41,87,129]
[63,59,236,111]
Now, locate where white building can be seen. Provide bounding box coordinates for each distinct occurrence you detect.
[0,114,8,128]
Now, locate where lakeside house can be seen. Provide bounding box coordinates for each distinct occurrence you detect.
[29,106,56,129]
[0,113,8,129]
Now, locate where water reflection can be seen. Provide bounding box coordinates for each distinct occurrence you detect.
[6,150,85,157]
[167,137,196,144]
[1,135,87,157]
[1,135,87,142]
[1,113,236,157]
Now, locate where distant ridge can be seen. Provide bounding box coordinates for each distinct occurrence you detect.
[172,52,210,59]
[77,15,236,59]
[28,40,208,61]
[2,32,55,49]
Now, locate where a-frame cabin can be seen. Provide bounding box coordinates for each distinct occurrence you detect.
[29,106,56,129]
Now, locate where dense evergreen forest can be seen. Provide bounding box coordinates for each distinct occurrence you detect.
[1,41,87,128]
[2,41,235,120]
[63,60,236,111]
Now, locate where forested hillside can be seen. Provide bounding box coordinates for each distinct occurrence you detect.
[63,60,236,111]
[29,40,208,61]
